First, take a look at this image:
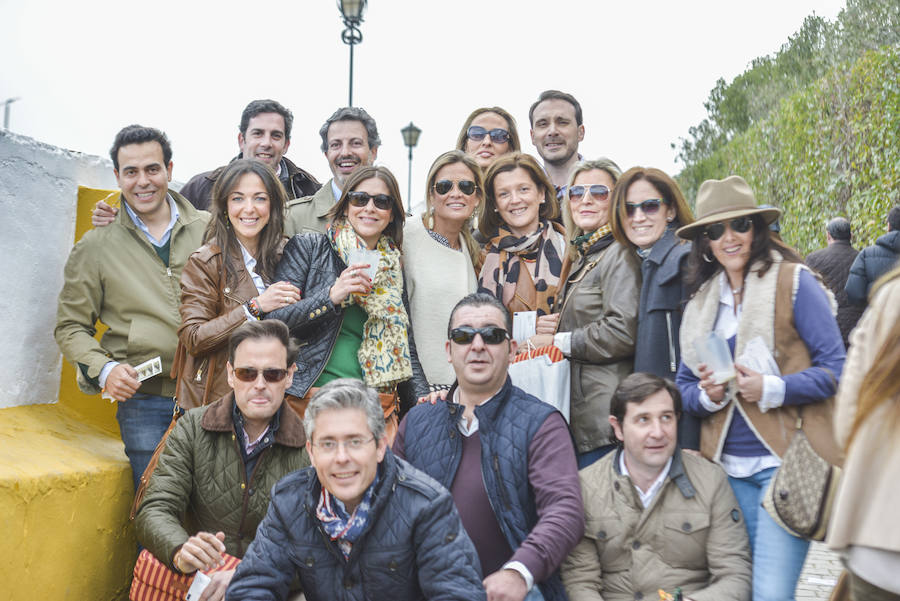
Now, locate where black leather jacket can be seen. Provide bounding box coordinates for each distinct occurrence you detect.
[266,233,429,413]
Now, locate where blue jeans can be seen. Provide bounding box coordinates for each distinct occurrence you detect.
[728,466,810,601]
[524,587,545,601]
[116,393,176,491]
[577,443,617,469]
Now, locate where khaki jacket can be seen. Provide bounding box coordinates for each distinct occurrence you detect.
[173,238,286,409]
[828,274,900,552]
[563,449,751,601]
[54,192,208,397]
[557,241,641,452]
[284,179,337,236]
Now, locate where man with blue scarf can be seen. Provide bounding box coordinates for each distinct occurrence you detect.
[227,378,485,601]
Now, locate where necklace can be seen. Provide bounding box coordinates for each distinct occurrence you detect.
[731,286,744,295]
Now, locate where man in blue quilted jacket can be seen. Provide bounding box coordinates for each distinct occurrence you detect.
[226,378,485,601]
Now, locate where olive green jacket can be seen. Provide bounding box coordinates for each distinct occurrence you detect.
[134,394,309,568]
[284,179,337,236]
[54,191,208,397]
[562,449,751,601]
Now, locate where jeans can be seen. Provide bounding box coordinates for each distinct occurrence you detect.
[524,587,545,601]
[577,443,617,469]
[728,466,809,601]
[116,393,176,491]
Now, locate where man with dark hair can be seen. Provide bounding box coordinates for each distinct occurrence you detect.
[562,373,751,601]
[227,378,486,601]
[846,204,900,306]
[529,90,584,191]
[284,106,381,235]
[135,320,307,601]
[394,293,584,601]
[178,99,320,210]
[806,217,863,346]
[55,124,209,491]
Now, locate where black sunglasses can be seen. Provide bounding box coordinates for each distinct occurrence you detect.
[625,198,670,217]
[347,191,394,211]
[467,126,510,144]
[568,184,610,202]
[233,367,289,383]
[433,179,478,196]
[703,216,753,241]
[449,326,509,345]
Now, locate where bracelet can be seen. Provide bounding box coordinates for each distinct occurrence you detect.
[246,298,264,320]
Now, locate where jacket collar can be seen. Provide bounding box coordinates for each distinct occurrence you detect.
[115,189,201,231]
[201,392,307,447]
[446,376,514,426]
[612,447,696,499]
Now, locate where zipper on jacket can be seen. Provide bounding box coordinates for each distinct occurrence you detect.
[194,358,208,383]
[492,454,513,510]
[666,311,677,373]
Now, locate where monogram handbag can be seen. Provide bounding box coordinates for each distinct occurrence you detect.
[129,548,240,601]
[762,414,842,541]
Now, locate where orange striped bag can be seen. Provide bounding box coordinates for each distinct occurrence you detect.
[129,549,241,601]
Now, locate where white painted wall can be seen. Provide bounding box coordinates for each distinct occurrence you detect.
[0,129,117,408]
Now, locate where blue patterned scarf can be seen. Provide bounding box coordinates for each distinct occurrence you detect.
[316,473,379,558]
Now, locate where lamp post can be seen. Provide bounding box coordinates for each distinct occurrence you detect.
[401,122,422,214]
[2,97,20,130]
[337,0,367,107]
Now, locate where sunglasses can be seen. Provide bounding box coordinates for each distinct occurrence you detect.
[347,191,393,211]
[568,184,610,202]
[467,126,510,144]
[449,326,509,345]
[625,198,670,217]
[433,179,478,196]
[703,216,753,241]
[232,367,289,383]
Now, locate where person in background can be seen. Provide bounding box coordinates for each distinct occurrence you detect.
[227,378,487,601]
[805,217,864,348]
[456,106,521,172]
[266,166,428,442]
[609,166,699,449]
[563,373,751,601]
[675,175,845,601]
[477,152,565,317]
[845,204,900,306]
[285,106,381,236]
[533,158,640,468]
[403,150,483,390]
[528,90,585,194]
[135,320,308,601]
[174,159,301,409]
[394,293,583,601]
[828,266,900,601]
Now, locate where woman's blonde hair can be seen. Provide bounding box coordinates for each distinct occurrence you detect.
[421,150,483,265]
[561,158,621,260]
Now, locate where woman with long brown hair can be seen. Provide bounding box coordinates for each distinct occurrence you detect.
[174,159,300,408]
[828,266,900,600]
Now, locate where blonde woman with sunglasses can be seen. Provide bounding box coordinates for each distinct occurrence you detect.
[266,166,428,443]
[403,151,484,389]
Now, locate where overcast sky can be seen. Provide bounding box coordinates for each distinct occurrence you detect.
[2,0,845,212]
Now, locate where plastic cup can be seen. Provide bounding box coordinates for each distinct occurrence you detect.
[692,332,736,384]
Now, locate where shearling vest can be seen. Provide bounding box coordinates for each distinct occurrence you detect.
[680,259,843,467]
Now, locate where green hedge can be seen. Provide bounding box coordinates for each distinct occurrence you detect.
[677,45,899,254]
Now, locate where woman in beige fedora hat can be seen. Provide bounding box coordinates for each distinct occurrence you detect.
[674,175,846,600]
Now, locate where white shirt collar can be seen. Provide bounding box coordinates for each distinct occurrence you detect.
[123,193,179,247]
[619,453,673,508]
[238,240,266,294]
[331,179,342,202]
[714,271,741,340]
[453,386,504,437]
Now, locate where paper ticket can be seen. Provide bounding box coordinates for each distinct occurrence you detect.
[135,356,163,382]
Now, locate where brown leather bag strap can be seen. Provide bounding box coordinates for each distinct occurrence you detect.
[130,401,183,520]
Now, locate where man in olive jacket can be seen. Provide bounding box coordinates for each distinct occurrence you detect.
[562,373,750,601]
[135,321,309,601]
[54,125,208,491]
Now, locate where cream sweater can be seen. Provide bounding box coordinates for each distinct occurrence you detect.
[402,218,477,386]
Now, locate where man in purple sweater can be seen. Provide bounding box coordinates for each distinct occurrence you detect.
[394,293,584,601]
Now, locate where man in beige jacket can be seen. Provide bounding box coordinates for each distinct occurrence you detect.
[562,373,751,601]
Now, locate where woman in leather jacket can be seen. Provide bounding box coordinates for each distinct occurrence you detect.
[174,159,301,409]
[266,166,428,443]
[532,158,641,469]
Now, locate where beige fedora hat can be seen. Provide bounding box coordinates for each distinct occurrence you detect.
[676,175,781,240]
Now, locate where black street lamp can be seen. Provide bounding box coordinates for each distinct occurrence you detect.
[337,0,367,107]
[401,122,422,214]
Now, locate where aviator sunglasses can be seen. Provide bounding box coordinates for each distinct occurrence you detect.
[467,126,510,144]
[703,216,753,241]
[568,184,610,202]
[449,326,510,345]
[347,191,394,211]
[625,198,670,217]
[433,179,478,196]
[232,367,289,383]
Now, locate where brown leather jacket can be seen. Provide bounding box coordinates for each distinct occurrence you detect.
[556,241,641,453]
[172,238,286,409]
